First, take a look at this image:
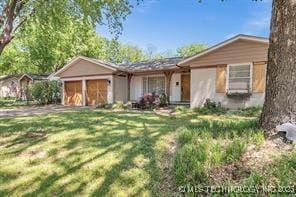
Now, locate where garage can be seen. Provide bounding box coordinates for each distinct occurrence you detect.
[86,79,108,106]
[54,56,127,106]
[64,81,82,106]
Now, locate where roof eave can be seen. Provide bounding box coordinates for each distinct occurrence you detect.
[18,74,33,82]
[53,56,119,77]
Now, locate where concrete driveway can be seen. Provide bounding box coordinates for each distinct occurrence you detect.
[0,105,93,118]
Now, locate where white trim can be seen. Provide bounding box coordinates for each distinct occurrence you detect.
[61,81,65,105]
[61,75,113,81]
[54,56,118,77]
[82,80,86,106]
[178,35,269,66]
[226,62,253,93]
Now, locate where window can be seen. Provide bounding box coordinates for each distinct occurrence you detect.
[142,76,165,95]
[227,63,252,93]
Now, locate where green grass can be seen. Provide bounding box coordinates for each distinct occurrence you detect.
[0,98,32,109]
[0,109,183,196]
[0,108,295,196]
[243,152,296,186]
[173,118,264,186]
[173,113,296,195]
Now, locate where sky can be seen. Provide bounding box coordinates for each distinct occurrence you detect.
[96,0,272,54]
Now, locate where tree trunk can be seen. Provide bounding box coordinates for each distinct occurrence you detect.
[260,0,296,132]
[0,0,18,56]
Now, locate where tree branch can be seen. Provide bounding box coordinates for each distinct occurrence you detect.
[0,0,21,54]
[12,7,35,37]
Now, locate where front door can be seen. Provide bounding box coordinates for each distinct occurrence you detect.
[181,74,190,101]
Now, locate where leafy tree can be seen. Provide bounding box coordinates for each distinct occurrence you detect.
[177,43,207,57]
[0,40,32,74]
[118,44,146,63]
[105,40,147,64]
[0,0,137,56]
[20,13,107,73]
[29,80,61,104]
[0,0,147,74]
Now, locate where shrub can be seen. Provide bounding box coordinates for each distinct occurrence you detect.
[175,106,189,113]
[138,92,169,109]
[138,93,156,109]
[192,98,227,115]
[232,107,262,117]
[204,98,218,109]
[159,93,168,107]
[112,101,126,110]
[29,81,61,105]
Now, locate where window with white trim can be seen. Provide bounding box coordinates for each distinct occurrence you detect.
[227,64,252,93]
[142,76,165,95]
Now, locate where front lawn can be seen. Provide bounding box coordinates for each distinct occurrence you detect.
[0,98,31,109]
[0,109,179,196]
[0,108,295,196]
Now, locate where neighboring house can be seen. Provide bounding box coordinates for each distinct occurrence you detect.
[54,34,269,109]
[0,74,50,99]
[0,74,22,97]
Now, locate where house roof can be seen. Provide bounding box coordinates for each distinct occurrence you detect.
[119,57,183,72]
[178,34,269,66]
[29,74,50,80]
[0,74,50,82]
[0,74,23,81]
[54,56,127,77]
[83,56,127,71]
[53,34,268,76]
[54,56,183,76]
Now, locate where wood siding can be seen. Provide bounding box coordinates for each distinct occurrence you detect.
[86,79,108,106]
[58,59,114,78]
[64,81,82,106]
[181,74,190,101]
[114,75,128,102]
[253,62,266,93]
[188,40,268,67]
[216,65,227,93]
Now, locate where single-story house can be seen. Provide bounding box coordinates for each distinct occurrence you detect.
[54,34,269,109]
[0,74,49,98]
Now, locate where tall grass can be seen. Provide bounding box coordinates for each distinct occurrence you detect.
[173,118,265,186]
[224,141,246,163]
[243,152,296,186]
[232,107,262,117]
